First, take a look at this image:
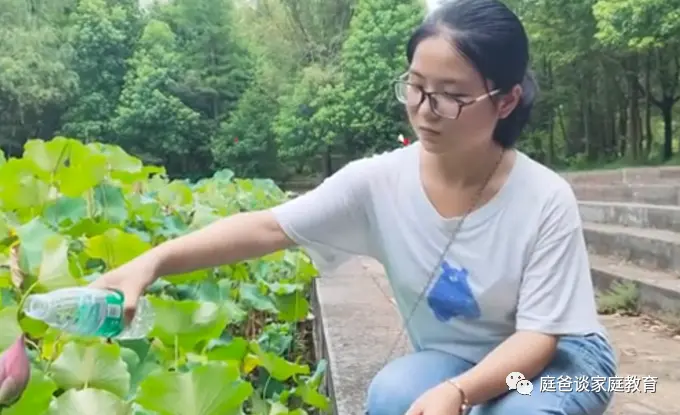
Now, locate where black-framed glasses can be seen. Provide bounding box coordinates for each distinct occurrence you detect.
[394,75,500,120]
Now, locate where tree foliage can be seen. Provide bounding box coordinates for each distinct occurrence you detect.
[3,0,680,179]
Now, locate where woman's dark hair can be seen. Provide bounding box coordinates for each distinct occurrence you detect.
[406,0,537,148]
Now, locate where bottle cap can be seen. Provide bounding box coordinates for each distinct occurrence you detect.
[23,295,51,320]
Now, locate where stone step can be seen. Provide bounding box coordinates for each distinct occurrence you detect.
[579,201,680,233]
[583,223,680,274]
[572,184,680,205]
[563,166,680,185]
[563,169,626,185]
[590,254,680,323]
[312,256,680,415]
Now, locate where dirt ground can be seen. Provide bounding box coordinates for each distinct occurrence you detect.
[601,313,680,414]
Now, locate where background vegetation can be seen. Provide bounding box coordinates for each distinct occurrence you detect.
[2,0,680,184]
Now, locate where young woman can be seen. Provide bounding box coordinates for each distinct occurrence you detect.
[92,0,617,413]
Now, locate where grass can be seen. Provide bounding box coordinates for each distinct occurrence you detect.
[596,281,641,316]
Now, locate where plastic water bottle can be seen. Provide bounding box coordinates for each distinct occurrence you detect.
[22,287,154,339]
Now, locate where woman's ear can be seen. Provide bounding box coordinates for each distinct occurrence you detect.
[497,84,523,119]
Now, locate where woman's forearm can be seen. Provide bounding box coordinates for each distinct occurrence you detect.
[454,330,558,405]
[135,210,296,279]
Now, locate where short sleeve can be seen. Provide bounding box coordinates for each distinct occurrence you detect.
[270,157,377,273]
[515,185,598,334]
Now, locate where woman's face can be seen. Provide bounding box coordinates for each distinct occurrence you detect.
[404,35,520,155]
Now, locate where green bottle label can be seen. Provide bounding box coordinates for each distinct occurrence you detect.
[74,290,125,338]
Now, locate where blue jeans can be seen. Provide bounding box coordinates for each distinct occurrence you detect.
[366,333,617,414]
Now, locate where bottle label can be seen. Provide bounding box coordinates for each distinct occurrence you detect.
[75,290,125,338]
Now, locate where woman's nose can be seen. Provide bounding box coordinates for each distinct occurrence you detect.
[417,95,439,120]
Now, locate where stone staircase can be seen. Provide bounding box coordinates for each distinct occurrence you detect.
[311,165,680,415]
[565,167,680,324]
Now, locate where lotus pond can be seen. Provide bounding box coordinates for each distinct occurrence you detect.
[0,138,329,414]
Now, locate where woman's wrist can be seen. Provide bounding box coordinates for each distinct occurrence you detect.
[133,248,166,284]
[445,378,471,414]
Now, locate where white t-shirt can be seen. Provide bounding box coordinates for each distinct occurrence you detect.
[271,143,605,363]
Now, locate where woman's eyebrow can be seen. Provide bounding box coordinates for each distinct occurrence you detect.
[408,69,462,85]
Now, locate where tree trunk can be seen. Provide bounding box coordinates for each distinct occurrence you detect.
[627,54,641,161]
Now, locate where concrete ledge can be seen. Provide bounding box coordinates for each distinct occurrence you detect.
[584,223,680,273]
[572,184,680,205]
[590,255,680,324]
[580,201,680,233]
[312,257,410,415]
[311,277,338,415]
[563,166,680,185]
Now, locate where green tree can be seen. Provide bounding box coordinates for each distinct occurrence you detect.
[593,0,680,160]
[59,0,141,142]
[212,77,282,179]
[334,0,424,156]
[112,20,208,178]
[228,0,357,177]
[0,0,77,154]
[273,64,344,176]
[154,0,252,122]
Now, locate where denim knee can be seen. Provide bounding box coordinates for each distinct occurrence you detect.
[365,350,473,415]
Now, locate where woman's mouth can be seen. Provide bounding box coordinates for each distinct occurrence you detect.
[418,126,440,136]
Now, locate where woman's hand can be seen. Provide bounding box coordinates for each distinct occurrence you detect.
[405,380,465,415]
[88,255,159,324]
